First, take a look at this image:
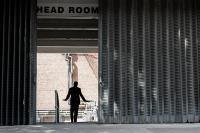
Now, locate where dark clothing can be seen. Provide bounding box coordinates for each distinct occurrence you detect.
[70,104,79,123]
[65,86,86,123]
[65,87,86,105]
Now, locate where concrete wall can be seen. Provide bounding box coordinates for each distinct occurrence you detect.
[37,53,69,110]
[37,53,98,111]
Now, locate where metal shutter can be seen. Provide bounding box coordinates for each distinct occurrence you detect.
[99,0,200,123]
[0,0,37,125]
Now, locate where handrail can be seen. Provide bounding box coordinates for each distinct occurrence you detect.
[55,90,59,123]
[36,96,98,123]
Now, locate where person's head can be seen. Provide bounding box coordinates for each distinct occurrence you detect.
[74,81,78,87]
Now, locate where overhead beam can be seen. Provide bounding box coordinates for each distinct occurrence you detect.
[37,19,98,28]
[37,46,98,53]
[37,28,98,30]
[37,39,97,47]
[37,30,98,39]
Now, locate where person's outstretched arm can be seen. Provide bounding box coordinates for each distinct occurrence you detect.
[63,88,71,101]
[79,89,88,102]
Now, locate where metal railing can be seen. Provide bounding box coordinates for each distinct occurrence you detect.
[36,109,98,123]
[36,90,98,123]
[55,90,59,123]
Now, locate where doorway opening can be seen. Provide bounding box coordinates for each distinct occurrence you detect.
[36,53,98,123]
[36,0,99,123]
[36,11,98,123]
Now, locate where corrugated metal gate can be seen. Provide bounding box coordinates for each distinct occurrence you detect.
[99,0,200,123]
[0,0,36,125]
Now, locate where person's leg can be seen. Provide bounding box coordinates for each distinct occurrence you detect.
[70,105,74,123]
[74,105,79,123]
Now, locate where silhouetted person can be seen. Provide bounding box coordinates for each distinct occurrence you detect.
[63,81,89,123]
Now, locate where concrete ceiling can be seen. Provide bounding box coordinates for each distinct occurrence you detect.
[37,18,98,53]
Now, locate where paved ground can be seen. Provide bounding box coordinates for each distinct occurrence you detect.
[0,123,200,133]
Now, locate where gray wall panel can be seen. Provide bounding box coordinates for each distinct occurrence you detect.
[99,0,200,123]
[0,0,36,126]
